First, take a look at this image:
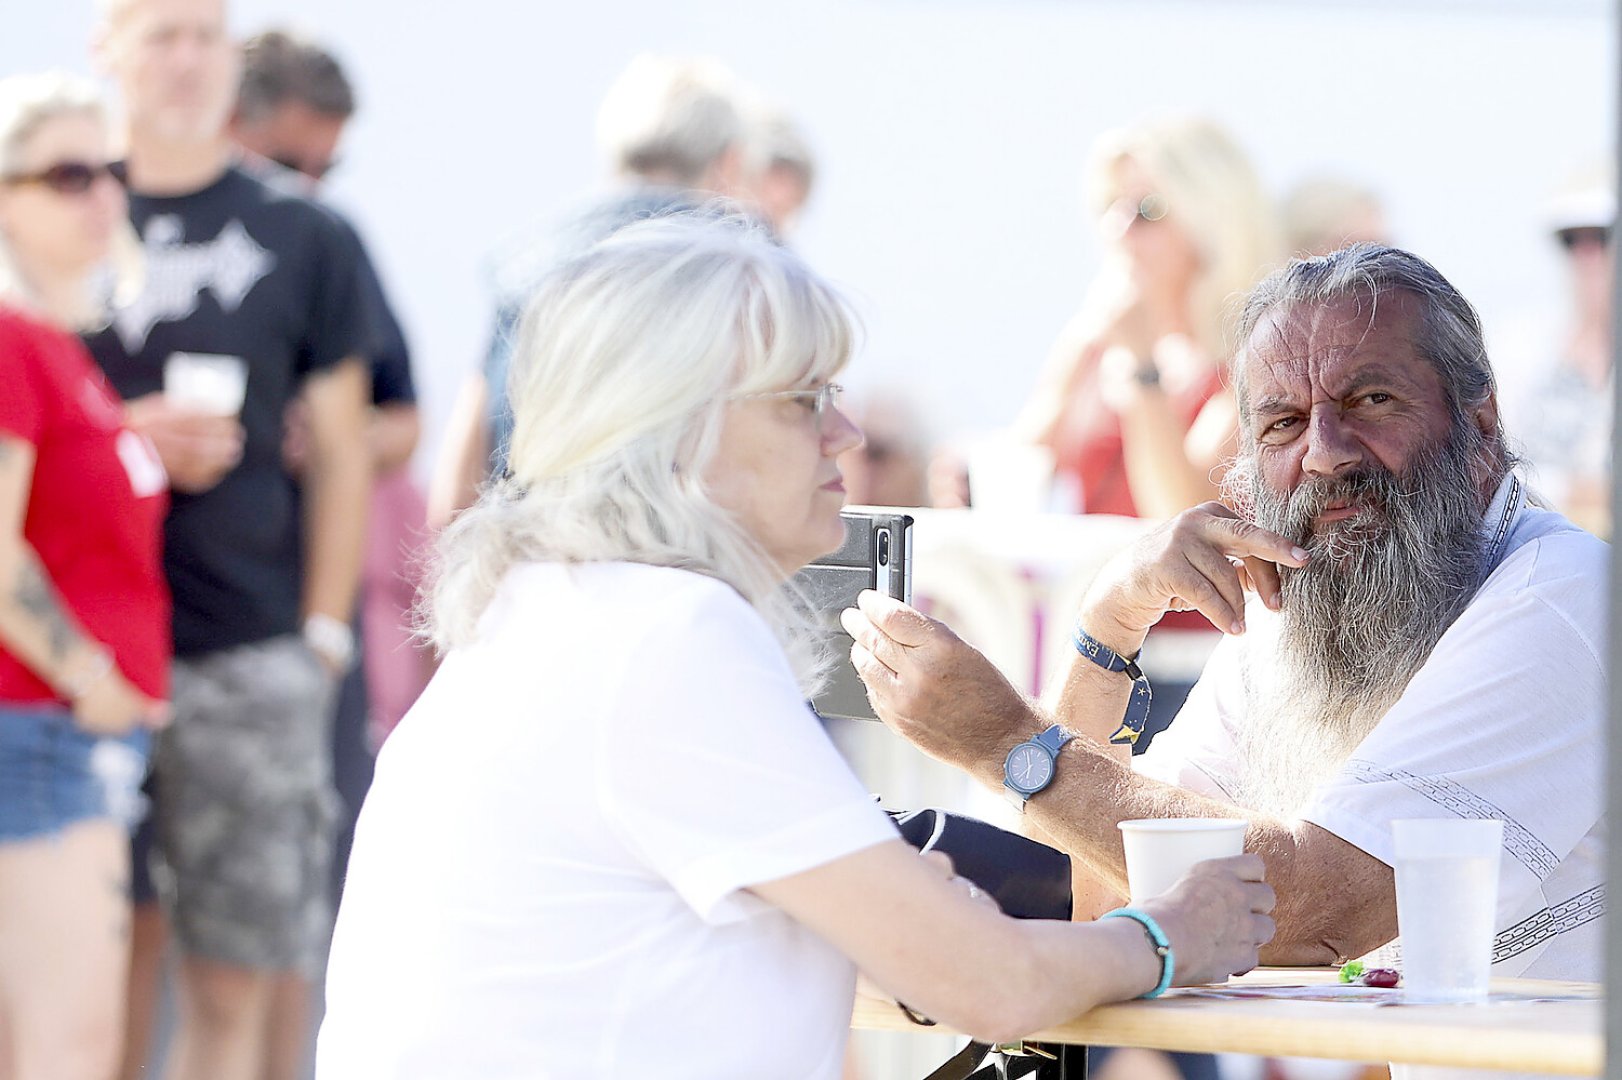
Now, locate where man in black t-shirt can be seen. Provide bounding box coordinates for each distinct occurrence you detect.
[90,2,373,1078]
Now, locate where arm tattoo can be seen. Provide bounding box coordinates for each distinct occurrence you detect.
[14,557,77,663]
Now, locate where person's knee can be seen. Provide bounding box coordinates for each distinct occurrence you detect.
[180,961,273,1033]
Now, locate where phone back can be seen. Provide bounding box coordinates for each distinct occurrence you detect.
[792,508,914,722]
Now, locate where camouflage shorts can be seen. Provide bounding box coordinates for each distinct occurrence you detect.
[151,634,339,975]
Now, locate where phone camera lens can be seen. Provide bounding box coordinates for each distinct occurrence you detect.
[876,530,891,567]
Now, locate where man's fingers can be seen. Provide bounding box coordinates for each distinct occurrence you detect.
[1206,513,1309,569]
[853,590,938,648]
[840,607,905,675]
[1242,555,1284,611]
[1178,547,1249,635]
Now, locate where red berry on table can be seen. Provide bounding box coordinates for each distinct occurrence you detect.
[1360,968,1401,988]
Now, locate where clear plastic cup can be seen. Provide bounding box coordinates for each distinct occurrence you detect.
[1391,818,1503,1004]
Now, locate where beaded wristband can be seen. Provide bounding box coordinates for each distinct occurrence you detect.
[1102,907,1175,998]
[1071,625,1153,746]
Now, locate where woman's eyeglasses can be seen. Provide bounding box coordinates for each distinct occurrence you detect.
[2,160,127,196]
[739,383,845,428]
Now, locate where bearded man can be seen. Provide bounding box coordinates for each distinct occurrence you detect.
[844,244,1604,1080]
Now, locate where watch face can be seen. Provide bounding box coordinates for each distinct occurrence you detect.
[1006,743,1054,795]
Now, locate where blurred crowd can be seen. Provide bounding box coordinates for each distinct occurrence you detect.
[0,1,1609,1079]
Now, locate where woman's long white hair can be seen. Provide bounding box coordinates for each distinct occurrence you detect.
[423,214,855,690]
[0,71,141,329]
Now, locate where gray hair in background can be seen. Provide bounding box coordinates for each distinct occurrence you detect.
[752,110,815,188]
[1231,243,1515,479]
[595,55,745,186]
[0,70,141,327]
[237,30,357,123]
[422,213,856,691]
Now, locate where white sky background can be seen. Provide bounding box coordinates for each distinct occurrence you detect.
[9,0,1615,476]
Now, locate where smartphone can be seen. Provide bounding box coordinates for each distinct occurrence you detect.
[793,507,915,722]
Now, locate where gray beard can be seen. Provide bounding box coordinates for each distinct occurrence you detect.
[1220,433,1493,817]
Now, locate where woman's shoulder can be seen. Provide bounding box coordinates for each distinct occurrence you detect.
[497,561,766,635]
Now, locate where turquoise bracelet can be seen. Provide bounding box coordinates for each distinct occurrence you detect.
[1102,907,1175,998]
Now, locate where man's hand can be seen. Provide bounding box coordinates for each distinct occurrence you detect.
[1078,502,1309,655]
[124,393,244,494]
[840,590,1044,778]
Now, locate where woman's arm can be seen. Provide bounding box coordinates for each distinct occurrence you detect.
[0,433,166,732]
[1106,343,1237,519]
[750,839,1272,1044]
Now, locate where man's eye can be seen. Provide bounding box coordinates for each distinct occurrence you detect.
[1363,392,1393,405]
[1266,416,1299,432]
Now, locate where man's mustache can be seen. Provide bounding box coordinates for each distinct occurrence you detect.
[1274,467,1404,546]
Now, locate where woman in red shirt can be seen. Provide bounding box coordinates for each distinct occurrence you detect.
[0,73,171,1078]
[1017,117,1281,519]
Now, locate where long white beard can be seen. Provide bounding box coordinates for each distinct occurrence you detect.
[1232,614,1396,818]
[1221,433,1497,819]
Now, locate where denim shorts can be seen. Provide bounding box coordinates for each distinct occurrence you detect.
[0,702,150,842]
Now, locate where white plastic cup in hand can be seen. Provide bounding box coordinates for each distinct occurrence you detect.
[163,352,248,416]
[1391,818,1502,1004]
[1118,818,1248,904]
[966,438,1054,515]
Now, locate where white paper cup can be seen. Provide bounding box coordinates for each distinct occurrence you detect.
[1118,818,1248,904]
[1391,818,1503,1004]
[163,352,248,415]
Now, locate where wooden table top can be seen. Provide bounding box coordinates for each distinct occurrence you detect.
[852,967,1603,1075]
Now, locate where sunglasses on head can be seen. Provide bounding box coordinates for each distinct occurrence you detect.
[1556,225,1613,251]
[2,160,126,195]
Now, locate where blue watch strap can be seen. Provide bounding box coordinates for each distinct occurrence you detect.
[1034,724,1076,755]
[1101,907,1175,998]
[1072,625,1153,747]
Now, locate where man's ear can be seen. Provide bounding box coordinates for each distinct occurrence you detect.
[1473,391,1501,444]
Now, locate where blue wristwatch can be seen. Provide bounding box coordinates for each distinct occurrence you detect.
[1002,724,1076,811]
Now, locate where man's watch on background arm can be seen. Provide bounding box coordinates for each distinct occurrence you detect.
[1003,724,1077,812]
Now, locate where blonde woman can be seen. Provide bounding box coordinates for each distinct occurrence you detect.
[0,73,170,1080]
[317,216,1274,1078]
[1018,117,1281,519]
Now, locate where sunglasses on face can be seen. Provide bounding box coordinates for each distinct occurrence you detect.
[1134,193,1170,223]
[2,160,127,195]
[1557,226,1613,251]
[271,155,338,182]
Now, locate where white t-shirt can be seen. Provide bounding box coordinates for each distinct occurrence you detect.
[1137,476,1606,1080]
[316,562,898,1079]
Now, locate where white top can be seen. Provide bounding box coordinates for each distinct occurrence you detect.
[316,562,898,1079]
[1137,476,1606,1080]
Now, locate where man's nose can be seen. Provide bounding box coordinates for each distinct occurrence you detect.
[1301,408,1363,477]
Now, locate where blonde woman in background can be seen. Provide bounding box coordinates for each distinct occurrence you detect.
[1017,116,1280,518]
[0,73,171,1080]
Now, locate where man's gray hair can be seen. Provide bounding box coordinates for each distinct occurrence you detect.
[1233,243,1513,473]
[237,30,356,123]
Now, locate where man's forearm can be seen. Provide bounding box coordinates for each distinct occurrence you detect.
[302,445,368,624]
[1013,744,1393,965]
